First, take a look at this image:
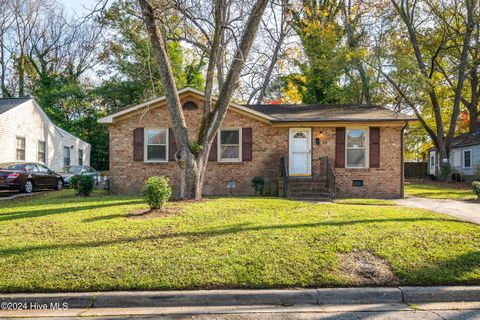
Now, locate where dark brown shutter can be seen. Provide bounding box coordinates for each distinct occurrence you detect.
[168,128,177,161]
[242,128,252,161]
[335,127,345,168]
[133,128,144,161]
[370,127,380,168]
[208,134,218,161]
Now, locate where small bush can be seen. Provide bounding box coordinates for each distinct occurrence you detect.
[71,175,95,197]
[251,176,265,195]
[188,142,204,155]
[439,162,451,181]
[472,181,480,199]
[142,176,172,209]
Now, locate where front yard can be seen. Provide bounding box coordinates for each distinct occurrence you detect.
[0,190,479,292]
[405,180,477,200]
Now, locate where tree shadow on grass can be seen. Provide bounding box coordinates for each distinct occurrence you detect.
[0,216,467,258]
[399,251,480,286]
[0,200,144,222]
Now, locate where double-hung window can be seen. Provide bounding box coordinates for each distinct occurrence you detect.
[64,146,71,166]
[346,128,368,168]
[463,149,472,169]
[78,149,84,165]
[38,140,46,163]
[218,129,241,162]
[145,128,168,162]
[16,136,26,161]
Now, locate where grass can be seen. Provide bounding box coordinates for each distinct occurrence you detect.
[405,180,477,200]
[0,190,479,292]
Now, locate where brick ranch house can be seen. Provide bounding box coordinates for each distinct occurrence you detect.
[99,88,416,199]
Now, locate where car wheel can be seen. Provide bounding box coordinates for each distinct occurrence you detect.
[54,179,63,191]
[22,180,33,193]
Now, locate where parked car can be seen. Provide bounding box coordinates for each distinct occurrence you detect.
[60,165,100,187]
[0,162,63,193]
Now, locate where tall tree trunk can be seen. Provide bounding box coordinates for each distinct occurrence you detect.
[139,0,269,199]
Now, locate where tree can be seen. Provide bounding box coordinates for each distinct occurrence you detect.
[137,0,270,199]
[384,0,477,164]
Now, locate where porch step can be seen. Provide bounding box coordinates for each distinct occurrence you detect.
[288,195,333,202]
[286,176,333,201]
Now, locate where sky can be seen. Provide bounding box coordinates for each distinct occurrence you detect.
[57,0,102,17]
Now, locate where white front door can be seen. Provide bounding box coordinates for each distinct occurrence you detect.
[289,128,312,175]
[429,150,436,175]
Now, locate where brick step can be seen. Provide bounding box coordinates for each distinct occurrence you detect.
[288,196,332,202]
[288,186,328,191]
[288,184,328,189]
[288,176,327,182]
[288,190,330,196]
[289,189,329,194]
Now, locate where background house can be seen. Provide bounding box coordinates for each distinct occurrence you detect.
[0,98,91,171]
[428,132,480,180]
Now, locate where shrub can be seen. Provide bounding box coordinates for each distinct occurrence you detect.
[472,181,480,199]
[188,142,204,155]
[251,176,265,195]
[142,176,172,209]
[71,175,95,197]
[439,162,451,181]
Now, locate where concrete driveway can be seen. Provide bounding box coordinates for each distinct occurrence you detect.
[395,197,480,225]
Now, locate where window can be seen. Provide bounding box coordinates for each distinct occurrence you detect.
[16,136,25,161]
[78,149,83,166]
[218,129,241,162]
[64,146,71,166]
[25,163,38,173]
[463,149,472,168]
[145,128,168,162]
[37,164,50,173]
[38,141,46,163]
[346,128,368,168]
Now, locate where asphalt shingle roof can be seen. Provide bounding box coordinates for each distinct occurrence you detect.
[0,98,31,115]
[243,104,416,122]
[451,131,480,148]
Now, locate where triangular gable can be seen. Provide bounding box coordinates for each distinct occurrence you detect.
[97,87,275,124]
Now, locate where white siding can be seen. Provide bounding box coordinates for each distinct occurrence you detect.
[0,100,91,171]
[449,145,480,177]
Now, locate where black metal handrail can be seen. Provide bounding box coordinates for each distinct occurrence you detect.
[320,156,336,200]
[280,156,288,197]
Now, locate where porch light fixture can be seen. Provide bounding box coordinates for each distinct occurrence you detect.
[315,131,325,145]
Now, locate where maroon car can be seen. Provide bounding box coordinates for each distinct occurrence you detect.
[0,162,64,193]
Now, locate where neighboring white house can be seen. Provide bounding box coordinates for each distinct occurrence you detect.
[0,98,91,171]
[428,131,480,180]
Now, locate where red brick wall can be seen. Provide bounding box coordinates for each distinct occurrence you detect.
[108,97,403,198]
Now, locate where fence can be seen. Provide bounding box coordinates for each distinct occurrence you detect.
[404,162,428,179]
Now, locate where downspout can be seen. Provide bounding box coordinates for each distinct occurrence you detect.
[400,121,408,198]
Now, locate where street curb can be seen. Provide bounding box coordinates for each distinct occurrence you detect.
[400,286,480,303]
[1,287,479,309]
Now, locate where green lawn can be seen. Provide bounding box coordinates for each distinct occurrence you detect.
[405,180,477,200]
[0,190,479,292]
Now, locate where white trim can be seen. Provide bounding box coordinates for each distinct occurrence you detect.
[463,149,472,169]
[97,87,276,124]
[345,127,369,169]
[429,150,436,174]
[144,127,169,163]
[288,128,312,175]
[218,128,242,163]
